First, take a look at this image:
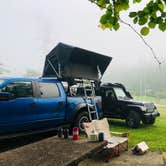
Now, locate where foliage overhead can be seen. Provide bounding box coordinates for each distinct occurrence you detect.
[89,0,166,36]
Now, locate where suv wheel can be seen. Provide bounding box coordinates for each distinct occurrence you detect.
[74,112,90,133]
[126,111,141,128]
[142,117,155,125]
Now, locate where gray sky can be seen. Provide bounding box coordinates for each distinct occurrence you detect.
[0,0,166,82]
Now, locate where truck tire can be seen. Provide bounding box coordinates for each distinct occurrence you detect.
[142,117,155,125]
[74,111,90,133]
[126,111,141,128]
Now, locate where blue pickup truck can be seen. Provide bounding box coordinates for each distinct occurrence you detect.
[0,77,103,135]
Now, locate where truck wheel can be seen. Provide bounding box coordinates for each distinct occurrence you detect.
[149,118,155,124]
[126,111,141,128]
[142,117,155,125]
[74,112,90,133]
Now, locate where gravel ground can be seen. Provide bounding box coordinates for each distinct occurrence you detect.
[79,150,164,166]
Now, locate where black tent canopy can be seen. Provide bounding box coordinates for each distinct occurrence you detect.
[42,43,112,81]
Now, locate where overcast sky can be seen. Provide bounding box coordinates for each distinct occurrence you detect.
[0,0,166,83]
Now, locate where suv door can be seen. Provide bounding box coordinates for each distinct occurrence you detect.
[35,81,66,127]
[0,81,37,133]
[102,88,118,117]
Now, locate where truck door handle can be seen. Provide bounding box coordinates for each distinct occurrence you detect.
[58,101,64,106]
[29,102,36,107]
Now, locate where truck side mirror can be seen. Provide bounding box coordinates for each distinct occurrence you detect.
[0,92,13,101]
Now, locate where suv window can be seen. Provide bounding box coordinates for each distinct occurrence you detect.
[105,89,115,98]
[1,81,33,98]
[113,87,128,100]
[39,82,60,98]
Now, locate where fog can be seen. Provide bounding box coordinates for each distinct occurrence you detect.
[0,0,166,95]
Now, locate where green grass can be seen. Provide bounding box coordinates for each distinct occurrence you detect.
[109,106,166,151]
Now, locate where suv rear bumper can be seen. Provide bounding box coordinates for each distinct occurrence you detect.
[143,111,160,118]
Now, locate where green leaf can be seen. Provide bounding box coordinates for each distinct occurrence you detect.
[159,23,166,31]
[133,0,142,3]
[121,3,129,10]
[129,12,137,18]
[107,4,113,11]
[115,4,124,12]
[106,10,112,16]
[115,0,129,12]
[108,17,114,24]
[138,16,148,25]
[148,21,156,29]
[98,24,107,30]
[143,7,149,14]
[156,17,163,24]
[140,27,150,36]
[100,14,108,24]
[158,3,164,12]
[151,12,157,19]
[97,0,107,8]
[133,17,138,24]
[104,0,110,3]
[113,23,120,31]
[161,12,166,17]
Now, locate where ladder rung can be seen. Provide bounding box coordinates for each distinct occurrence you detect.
[87,104,95,107]
[90,111,97,113]
[85,89,93,91]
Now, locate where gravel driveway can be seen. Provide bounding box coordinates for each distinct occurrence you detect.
[79,150,164,166]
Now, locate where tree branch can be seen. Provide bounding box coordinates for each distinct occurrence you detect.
[119,18,163,65]
[89,1,164,65]
[89,0,105,8]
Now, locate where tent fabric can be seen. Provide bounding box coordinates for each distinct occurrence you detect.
[42,43,112,81]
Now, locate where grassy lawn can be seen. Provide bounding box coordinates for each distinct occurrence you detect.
[109,106,166,151]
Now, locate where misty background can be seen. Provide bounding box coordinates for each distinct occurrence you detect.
[0,0,166,98]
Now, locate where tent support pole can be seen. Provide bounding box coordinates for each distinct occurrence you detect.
[47,59,60,78]
[58,63,61,78]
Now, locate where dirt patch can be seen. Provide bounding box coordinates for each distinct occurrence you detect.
[79,150,164,166]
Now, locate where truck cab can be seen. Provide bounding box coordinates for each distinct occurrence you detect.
[100,83,160,128]
[0,78,67,134]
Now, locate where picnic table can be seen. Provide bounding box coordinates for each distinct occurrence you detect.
[0,136,107,166]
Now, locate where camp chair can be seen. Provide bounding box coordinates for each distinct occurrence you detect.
[83,118,128,161]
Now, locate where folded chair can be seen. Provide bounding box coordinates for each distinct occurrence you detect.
[83,118,128,161]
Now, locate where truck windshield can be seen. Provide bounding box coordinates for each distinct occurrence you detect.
[113,87,128,100]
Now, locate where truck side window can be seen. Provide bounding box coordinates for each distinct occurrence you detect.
[1,81,33,98]
[39,82,60,98]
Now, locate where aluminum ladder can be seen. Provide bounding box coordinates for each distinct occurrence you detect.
[83,81,99,121]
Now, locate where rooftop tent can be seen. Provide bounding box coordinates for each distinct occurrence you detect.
[42,43,112,81]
